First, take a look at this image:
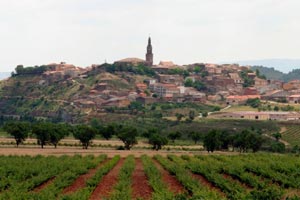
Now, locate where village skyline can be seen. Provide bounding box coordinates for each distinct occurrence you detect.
[0,0,300,72]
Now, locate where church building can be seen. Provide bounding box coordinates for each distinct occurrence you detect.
[114,37,154,67]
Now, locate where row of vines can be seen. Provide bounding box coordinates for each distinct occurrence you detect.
[0,154,299,199]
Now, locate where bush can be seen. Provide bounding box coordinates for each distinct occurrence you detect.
[270,142,285,153]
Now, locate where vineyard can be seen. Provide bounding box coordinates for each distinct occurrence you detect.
[0,154,299,200]
[281,125,300,146]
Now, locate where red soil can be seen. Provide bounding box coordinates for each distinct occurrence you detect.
[131,159,153,200]
[191,173,226,197]
[33,176,56,192]
[152,159,185,194]
[89,158,125,200]
[63,159,108,194]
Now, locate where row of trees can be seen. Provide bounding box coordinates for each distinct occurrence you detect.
[203,129,265,153]
[3,121,139,150]
[4,122,72,148]
[104,63,156,77]
[2,121,283,153]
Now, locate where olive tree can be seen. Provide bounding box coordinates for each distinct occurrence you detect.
[73,125,96,149]
[149,134,168,150]
[3,121,30,147]
[117,126,138,150]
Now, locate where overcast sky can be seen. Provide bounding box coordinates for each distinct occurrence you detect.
[0,0,299,72]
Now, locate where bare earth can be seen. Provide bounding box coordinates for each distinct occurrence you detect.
[0,146,239,157]
[0,138,240,157]
[0,137,203,149]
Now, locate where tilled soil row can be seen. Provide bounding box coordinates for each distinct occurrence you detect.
[152,159,185,194]
[62,159,109,194]
[131,159,153,200]
[33,176,56,192]
[190,173,226,197]
[89,158,125,200]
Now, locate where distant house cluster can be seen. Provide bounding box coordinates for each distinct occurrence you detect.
[26,37,300,120]
[217,111,300,121]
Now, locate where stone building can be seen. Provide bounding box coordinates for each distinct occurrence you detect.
[146,37,153,66]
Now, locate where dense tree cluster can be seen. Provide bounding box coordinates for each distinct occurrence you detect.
[13,65,49,76]
[240,70,255,88]
[203,129,265,153]
[104,64,156,77]
[184,78,207,91]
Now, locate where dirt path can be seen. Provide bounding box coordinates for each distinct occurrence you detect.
[89,158,124,200]
[33,176,56,192]
[63,159,108,194]
[131,159,153,200]
[263,134,290,146]
[190,173,225,197]
[152,159,185,194]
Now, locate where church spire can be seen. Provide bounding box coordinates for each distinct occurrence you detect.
[146,37,153,66]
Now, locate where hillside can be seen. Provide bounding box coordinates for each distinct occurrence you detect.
[251,66,284,80]
[0,65,150,122]
[237,59,300,73]
[251,66,300,82]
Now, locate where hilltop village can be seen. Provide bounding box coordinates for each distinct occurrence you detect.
[1,37,300,122]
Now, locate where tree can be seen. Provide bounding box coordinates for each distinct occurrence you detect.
[270,142,285,153]
[73,125,96,149]
[247,132,264,153]
[32,122,51,148]
[49,123,70,148]
[3,122,30,147]
[194,80,207,91]
[117,126,138,150]
[202,112,208,118]
[219,131,231,150]
[194,66,202,74]
[175,113,184,122]
[246,98,261,108]
[168,131,182,143]
[128,101,144,111]
[189,132,202,144]
[233,130,264,153]
[203,130,222,153]
[142,128,159,139]
[188,110,196,121]
[100,124,116,140]
[184,78,194,87]
[90,118,102,130]
[272,132,282,142]
[149,134,168,150]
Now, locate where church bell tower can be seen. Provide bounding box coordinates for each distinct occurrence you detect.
[146,37,153,66]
